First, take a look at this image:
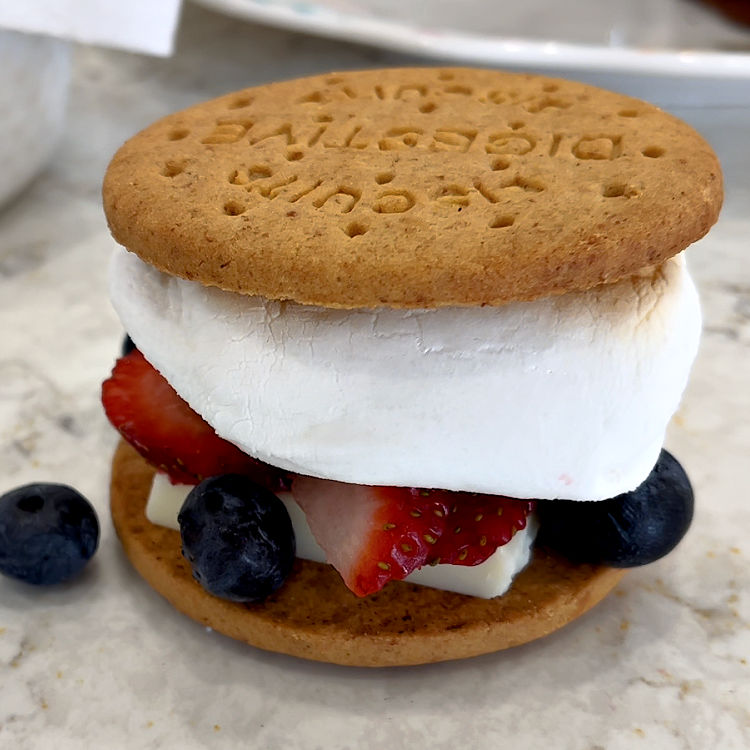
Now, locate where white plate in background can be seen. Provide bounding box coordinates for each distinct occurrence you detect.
[191,0,750,78]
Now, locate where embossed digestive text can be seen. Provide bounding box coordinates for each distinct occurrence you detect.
[183,79,665,233]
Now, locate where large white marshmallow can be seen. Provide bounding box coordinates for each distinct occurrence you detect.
[109,247,701,500]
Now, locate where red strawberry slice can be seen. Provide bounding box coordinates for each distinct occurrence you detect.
[432,495,534,566]
[292,476,534,597]
[102,348,284,489]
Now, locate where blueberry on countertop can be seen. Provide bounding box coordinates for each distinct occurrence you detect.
[178,475,295,602]
[537,450,694,567]
[0,483,100,585]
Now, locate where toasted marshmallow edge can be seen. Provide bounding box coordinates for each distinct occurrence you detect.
[146,472,537,599]
[110,247,701,501]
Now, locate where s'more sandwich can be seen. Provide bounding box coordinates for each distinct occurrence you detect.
[101,68,721,666]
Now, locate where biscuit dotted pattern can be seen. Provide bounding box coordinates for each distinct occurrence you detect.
[103,68,722,308]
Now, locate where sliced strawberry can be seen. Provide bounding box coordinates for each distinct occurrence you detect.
[102,348,285,489]
[292,476,535,597]
[431,494,534,566]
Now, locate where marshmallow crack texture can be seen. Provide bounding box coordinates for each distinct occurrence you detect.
[109,247,700,501]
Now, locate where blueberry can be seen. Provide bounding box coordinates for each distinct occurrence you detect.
[178,475,295,603]
[537,450,694,567]
[0,483,99,585]
[121,334,136,356]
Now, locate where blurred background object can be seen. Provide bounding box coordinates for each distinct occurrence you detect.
[700,0,750,26]
[190,0,750,79]
[0,0,182,56]
[0,0,181,210]
[0,31,70,209]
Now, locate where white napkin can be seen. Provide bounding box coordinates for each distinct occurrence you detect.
[0,0,183,57]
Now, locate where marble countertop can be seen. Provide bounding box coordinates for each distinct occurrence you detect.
[1,5,748,748]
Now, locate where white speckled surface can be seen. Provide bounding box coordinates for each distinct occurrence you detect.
[0,6,748,748]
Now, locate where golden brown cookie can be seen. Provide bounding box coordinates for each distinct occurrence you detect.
[103,67,722,309]
[110,440,625,667]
